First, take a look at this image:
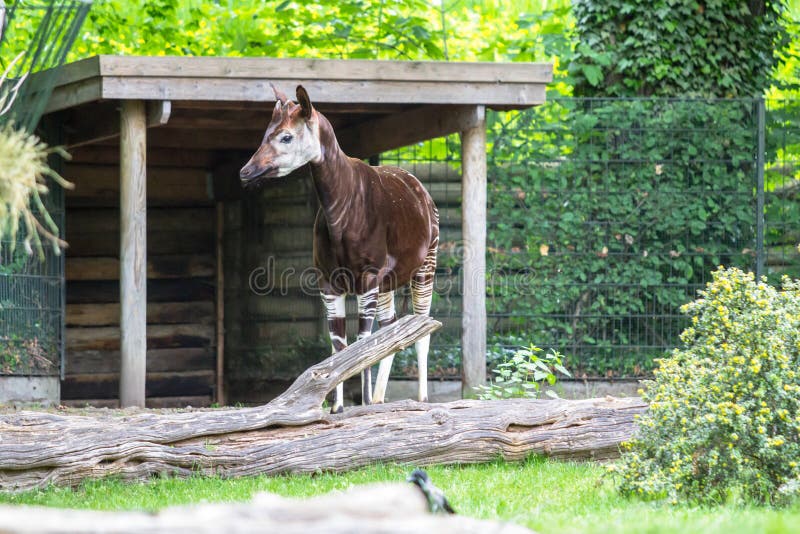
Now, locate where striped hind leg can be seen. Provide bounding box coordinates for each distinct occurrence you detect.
[411,243,437,402]
[321,291,347,414]
[356,286,379,405]
[372,290,397,403]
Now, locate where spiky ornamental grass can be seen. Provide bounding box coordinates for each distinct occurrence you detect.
[0,121,71,259]
[0,51,71,260]
[614,267,800,506]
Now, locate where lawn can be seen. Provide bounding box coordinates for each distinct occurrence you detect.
[1,458,798,534]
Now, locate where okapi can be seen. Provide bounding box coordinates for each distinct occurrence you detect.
[240,85,439,413]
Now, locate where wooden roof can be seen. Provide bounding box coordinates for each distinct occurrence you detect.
[40,55,553,158]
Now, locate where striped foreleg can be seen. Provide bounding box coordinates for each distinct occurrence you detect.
[372,290,397,403]
[321,291,347,414]
[411,242,437,402]
[356,286,379,405]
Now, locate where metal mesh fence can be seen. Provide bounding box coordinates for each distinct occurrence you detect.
[0,154,64,377]
[382,97,798,379]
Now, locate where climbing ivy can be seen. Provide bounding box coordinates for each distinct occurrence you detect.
[569,0,795,97]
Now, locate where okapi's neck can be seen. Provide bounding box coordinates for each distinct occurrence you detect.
[308,113,360,232]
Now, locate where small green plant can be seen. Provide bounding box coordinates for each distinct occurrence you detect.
[476,344,571,400]
[0,332,55,375]
[614,267,800,506]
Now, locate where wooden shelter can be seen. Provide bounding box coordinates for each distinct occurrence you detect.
[36,55,552,407]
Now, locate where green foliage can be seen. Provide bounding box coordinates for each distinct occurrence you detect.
[486,98,758,375]
[570,0,795,97]
[475,344,570,400]
[764,98,800,282]
[615,267,800,505]
[65,0,569,63]
[769,0,800,98]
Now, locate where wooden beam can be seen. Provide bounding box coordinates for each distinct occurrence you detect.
[119,100,148,408]
[68,145,221,167]
[66,302,215,327]
[99,77,547,108]
[66,255,215,281]
[42,78,102,114]
[460,107,487,397]
[94,55,553,84]
[145,127,263,150]
[338,105,484,159]
[64,100,171,148]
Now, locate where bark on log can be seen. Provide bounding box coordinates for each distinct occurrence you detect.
[0,314,646,493]
[0,483,534,534]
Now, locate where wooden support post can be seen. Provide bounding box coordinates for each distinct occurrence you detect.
[215,202,225,406]
[120,100,147,408]
[460,106,487,397]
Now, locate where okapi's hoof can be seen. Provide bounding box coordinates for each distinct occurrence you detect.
[419,396,428,403]
[331,405,344,414]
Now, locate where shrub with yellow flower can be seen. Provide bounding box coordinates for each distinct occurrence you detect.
[615,267,800,505]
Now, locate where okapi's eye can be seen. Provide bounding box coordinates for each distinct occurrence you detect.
[280,134,293,144]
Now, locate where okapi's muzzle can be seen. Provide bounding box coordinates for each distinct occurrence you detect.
[239,161,278,186]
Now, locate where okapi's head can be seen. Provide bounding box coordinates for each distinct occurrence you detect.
[239,84,321,187]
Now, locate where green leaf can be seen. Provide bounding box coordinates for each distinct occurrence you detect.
[580,64,604,86]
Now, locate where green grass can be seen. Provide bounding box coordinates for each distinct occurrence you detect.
[1,458,798,534]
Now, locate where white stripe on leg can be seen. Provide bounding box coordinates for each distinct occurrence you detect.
[356,287,379,405]
[372,354,394,403]
[372,291,396,403]
[333,382,344,413]
[415,335,430,402]
[322,292,347,413]
[411,244,436,403]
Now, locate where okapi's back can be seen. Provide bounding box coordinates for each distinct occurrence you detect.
[374,165,440,240]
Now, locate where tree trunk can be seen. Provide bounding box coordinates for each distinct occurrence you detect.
[0,483,535,534]
[0,314,646,492]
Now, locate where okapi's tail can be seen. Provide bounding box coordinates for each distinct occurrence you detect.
[401,288,410,316]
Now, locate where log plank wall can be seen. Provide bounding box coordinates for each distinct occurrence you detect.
[61,144,217,408]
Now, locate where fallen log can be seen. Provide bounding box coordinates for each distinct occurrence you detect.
[0,483,534,534]
[0,314,647,492]
[0,395,645,492]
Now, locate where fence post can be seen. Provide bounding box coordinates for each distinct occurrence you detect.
[756,98,765,279]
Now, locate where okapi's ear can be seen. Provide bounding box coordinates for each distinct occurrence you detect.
[270,83,288,105]
[296,85,314,120]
